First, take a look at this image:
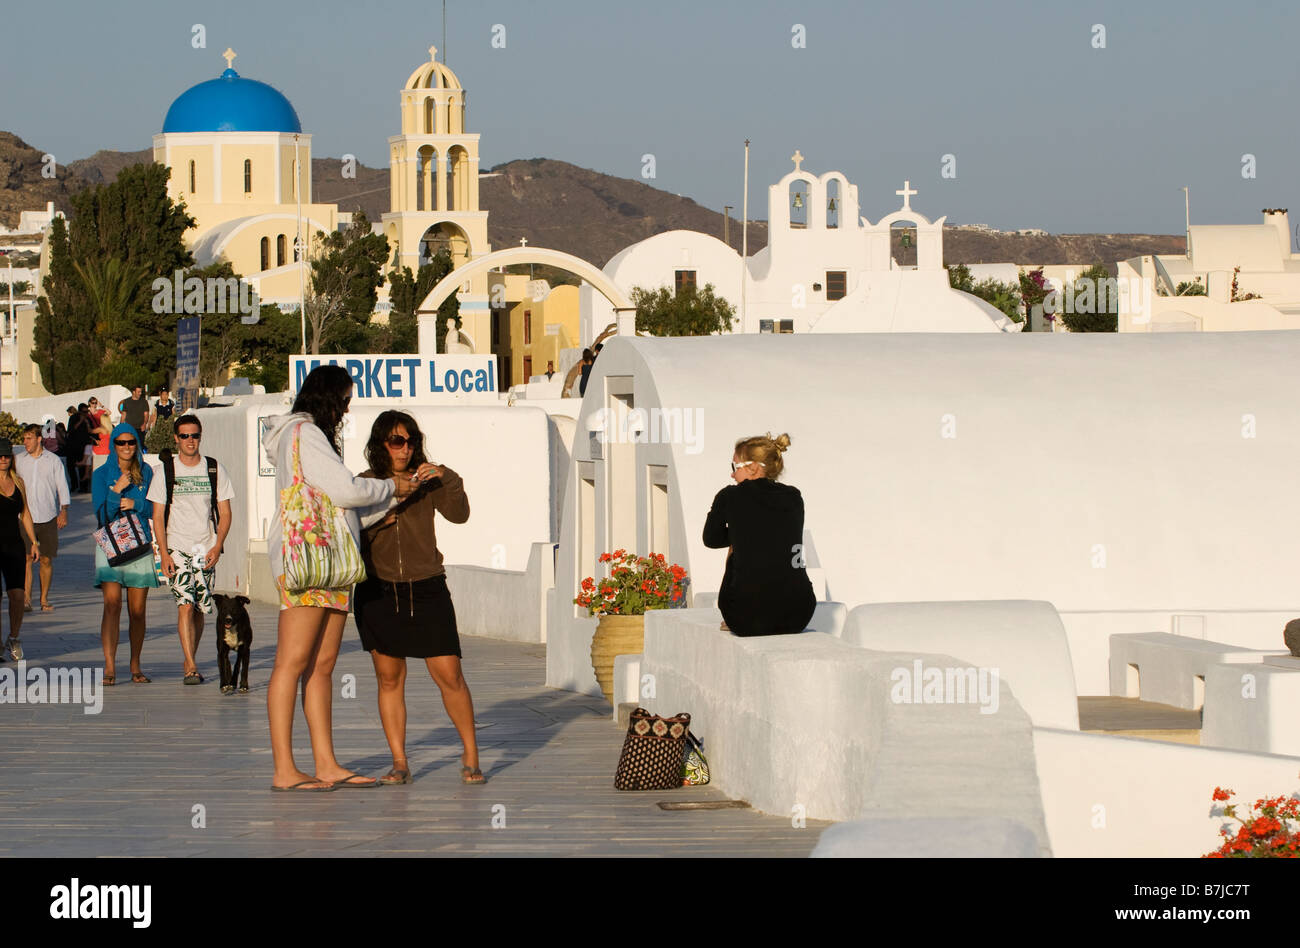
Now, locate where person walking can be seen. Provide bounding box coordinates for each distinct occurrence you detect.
[0,439,40,662]
[65,406,92,492]
[88,397,112,458]
[260,365,416,792]
[702,432,816,637]
[146,414,233,685]
[16,424,70,613]
[91,423,158,685]
[154,386,175,427]
[578,348,594,396]
[355,410,483,786]
[118,385,153,446]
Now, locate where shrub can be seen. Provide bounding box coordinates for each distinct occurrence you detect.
[1204,781,1300,857]
[145,414,175,454]
[575,551,687,616]
[0,412,21,443]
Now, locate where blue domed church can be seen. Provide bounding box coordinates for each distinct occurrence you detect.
[151,49,339,303]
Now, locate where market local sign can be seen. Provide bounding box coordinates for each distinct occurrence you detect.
[290,355,498,403]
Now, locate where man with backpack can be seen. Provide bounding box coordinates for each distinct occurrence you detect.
[146,414,233,685]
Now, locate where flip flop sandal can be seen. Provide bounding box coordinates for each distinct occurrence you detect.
[271,779,335,792]
[131,673,152,684]
[103,676,116,687]
[183,672,204,685]
[40,603,53,612]
[330,774,379,789]
[379,768,412,785]
[460,766,486,785]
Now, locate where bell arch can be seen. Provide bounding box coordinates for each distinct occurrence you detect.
[417,246,633,315]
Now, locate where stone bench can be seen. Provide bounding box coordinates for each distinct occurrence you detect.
[684,597,847,637]
[1201,655,1300,756]
[842,600,1079,730]
[1109,632,1273,710]
[639,607,1051,854]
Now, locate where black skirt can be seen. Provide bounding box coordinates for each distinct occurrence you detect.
[354,573,462,659]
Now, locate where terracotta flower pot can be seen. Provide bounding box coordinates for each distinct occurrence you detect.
[590,613,645,705]
[1284,619,1300,658]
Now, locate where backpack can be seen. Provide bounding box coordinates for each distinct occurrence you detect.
[159,449,219,531]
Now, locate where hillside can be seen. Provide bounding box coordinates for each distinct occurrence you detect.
[5,134,1182,269]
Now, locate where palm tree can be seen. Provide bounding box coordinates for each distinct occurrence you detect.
[73,257,149,362]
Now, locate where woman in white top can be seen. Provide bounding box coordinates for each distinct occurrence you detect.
[260,366,417,792]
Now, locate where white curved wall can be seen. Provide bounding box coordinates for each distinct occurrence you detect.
[547,331,1300,694]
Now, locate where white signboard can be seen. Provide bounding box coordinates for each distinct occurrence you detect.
[289,354,499,404]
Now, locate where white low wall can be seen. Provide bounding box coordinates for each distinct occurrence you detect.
[1201,657,1300,756]
[444,541,554,643]
[842,600,1079,730]
[642,608,1051,852]
[1107,632,1273,709]
[1033,727,1300,857]
[7,385,130,427]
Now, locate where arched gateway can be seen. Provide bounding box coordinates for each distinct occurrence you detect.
[416,246,633,315]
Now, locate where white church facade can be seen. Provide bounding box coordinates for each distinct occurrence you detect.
[582,152,1018,342]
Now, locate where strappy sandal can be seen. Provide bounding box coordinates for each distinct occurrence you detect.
[183,671,204,685]
[460,765,486,785]
[131,672,152,684]
[103,675,116,686]
[379,768,412,785]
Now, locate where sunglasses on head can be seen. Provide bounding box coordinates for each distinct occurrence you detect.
[176,432,201,441]
[386,435,416,448]
[732,460,764,472]
[114,439,137,447]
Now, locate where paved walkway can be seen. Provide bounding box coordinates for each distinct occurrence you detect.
[0,493,826,856]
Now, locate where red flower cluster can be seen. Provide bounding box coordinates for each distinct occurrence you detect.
[1203,779,1300,858]
[574,550,689,617]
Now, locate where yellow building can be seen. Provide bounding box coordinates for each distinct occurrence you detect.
[488,274,580,387]
[152,49,338,304]
[383,46,492,352]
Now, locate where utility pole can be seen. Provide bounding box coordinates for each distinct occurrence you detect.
[295,134,306,354]
[741,140,749,330]
[1182,187,1190,259]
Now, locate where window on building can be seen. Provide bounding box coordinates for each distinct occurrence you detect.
[777,319,795,333]
[188,160,195,194]
[523,309,532,345]
[276,235,286,267]
[759,319,774,333]
[675,270,697,294]
[260,236,269,271]
[243,159,252,194]
[491,311,501,347]
[826,271,847,301]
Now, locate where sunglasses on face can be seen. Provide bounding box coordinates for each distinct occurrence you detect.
[114,439,137,447]
[175,433,201,441]
[386,435,416,448]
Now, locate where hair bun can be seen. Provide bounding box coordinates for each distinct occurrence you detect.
[772,432,791,453]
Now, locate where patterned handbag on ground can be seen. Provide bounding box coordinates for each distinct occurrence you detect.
[682,731,710,786]
[615,708,692,791]
[280,423,366,593]
[93,503,152,567]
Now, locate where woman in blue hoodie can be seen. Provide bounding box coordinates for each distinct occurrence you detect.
[91,422,157,685]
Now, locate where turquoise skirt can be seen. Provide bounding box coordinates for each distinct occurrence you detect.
[94,546,159,589]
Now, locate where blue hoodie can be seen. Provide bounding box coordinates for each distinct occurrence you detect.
[92,422,154,542]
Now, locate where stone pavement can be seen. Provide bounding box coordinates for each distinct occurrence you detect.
[0,493,827,856]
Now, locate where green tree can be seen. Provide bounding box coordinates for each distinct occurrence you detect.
[381,250,459,353]
[946,263,974,293]
[1018,268,1051,331]
[33,162,195,392]
[304,209,389,354]
[73,256,150,372]
[631,282,735,336]
[240,304,300,392]
[1057,263,1118,332]
[948,263,1022,321]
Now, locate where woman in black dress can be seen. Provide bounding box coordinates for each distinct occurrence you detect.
[702,432,816,637]
[0,438,41,661]
[355,411,484,785]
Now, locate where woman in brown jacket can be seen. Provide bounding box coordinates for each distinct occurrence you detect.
[356,410,484,785]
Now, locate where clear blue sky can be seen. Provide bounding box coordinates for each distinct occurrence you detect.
[5,0,1297,237]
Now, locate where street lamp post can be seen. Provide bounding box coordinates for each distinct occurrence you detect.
[295,134,306,354]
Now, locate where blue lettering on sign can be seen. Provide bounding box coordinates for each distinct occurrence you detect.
[474,368,488,392]
[429,361,444,392]
[345,359,365,397]
[294,359,328,391]
[386,359,402,397]
[445,369,459,392]
[460,369,474,392]
[404,358,421,396]
[366,358,384,397]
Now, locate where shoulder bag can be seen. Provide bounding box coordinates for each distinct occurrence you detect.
[280,422,366,593]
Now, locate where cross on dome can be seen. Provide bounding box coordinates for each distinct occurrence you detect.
[520,237,528,247]
[222,48,237,70]
[791,150,805,172]
[429,45,438,61]
[896,179,918,210]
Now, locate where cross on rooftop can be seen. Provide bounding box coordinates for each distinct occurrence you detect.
[520,237,528,247]
[429,45,438,61]
[896,180,918,210]
[223,48,237,70]
[791,150,805,172]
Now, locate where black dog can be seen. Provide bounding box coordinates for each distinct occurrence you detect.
[213,594,253,695]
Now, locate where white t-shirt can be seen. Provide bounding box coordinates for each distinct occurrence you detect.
[146,456,235,557]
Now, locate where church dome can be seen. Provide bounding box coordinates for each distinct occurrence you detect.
[163,63,302,134]
[405,46,462,90]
